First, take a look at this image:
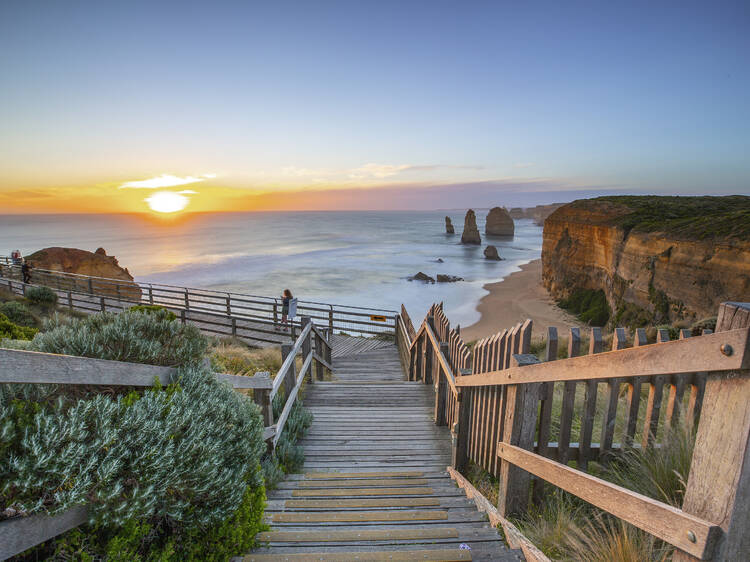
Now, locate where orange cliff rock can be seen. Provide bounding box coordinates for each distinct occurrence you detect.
[541,197,750,322]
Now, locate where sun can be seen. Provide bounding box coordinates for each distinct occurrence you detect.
[145,191,189,213]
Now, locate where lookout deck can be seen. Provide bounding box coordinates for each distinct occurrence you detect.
[243,341,519,561]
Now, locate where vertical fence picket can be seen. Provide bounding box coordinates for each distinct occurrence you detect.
[557,327,580,465]
[600,327,627,461]
[623,328,647,446]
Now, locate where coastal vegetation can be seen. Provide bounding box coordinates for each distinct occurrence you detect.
[557,288,610,327]
[1,303,313,560]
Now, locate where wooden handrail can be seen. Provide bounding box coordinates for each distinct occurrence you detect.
[498,443,722,559]
[270,322,312,400]
[397,314,412,349]
[424,322,457,395]
[273,351,312,446]
[0,348,273,390]
[455,328,750,387]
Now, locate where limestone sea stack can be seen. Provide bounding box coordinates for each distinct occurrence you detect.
[484,245,502,260]
[445,216,455,234]
[25,247,141,300]
[461,210,481,244]
[485,207,514,236]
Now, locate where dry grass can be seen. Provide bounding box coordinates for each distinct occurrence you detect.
[211,340,283,375]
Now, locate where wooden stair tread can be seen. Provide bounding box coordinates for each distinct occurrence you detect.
[258,527,460,542]
[283,498,441,509]
[270,510,448,523]
[242,548,472,561]
[292,487,434,497]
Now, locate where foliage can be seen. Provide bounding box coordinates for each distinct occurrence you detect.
[24,286,58,307]
[605,425,695,508]
[210,341,282,375]
[0,301,40,328]
[558,289,610,326]
[612,302,652,328]
[31,309,208,366]
[563,515,669,562]
[128,304,177,322]
[570,195,750,240]
[514,490,586,560]
[261,395,313,489]
[0,312,38,341]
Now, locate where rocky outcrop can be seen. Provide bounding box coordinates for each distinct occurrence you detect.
[25,247,141,300]
[409,272,435,283]
[445,217,455,234]
[484,245,502,260]
[541,197,750,322]
[461,210,481,245]
[436,274,463,283]
[485,207,514,236]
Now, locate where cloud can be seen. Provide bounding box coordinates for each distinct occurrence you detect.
[349,163,412,179]
[119,173,216,189]
[178,190,198,194]
[514,162,535,168]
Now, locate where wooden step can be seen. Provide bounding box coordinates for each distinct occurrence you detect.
[270,510,448,523]
[304,471,424,479]
[297,479,429,488]
[284,498,441,509]
[258,527,460,543]
[242,549,472,561]
[292,487,434,497]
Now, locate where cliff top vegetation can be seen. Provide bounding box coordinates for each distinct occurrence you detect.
[564,195,750,240]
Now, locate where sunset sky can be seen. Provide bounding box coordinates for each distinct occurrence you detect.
[1,0,748,213]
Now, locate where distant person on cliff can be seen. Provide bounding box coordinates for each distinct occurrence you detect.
[280,289,293,332]
[21,260,32,284]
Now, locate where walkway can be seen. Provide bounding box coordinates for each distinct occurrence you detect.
[243,341,520,561]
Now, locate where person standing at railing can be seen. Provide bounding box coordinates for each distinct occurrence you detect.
[280,289,293,332]
[21,259,32,284]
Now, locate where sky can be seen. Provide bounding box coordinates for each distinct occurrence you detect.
[1,0,748,213]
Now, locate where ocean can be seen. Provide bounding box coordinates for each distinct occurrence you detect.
[0,211,543,327]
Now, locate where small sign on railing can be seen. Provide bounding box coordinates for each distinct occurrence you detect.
[370,315,387,322]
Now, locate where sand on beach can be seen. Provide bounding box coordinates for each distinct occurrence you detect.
[461,259,577,342]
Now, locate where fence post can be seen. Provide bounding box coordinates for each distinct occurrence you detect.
[100,297,105,312]
[534,326,558,502]
[231,317,237,337]
[328,306,334,334]
[273,302,278,325]
[434,342,449,426]
[226,294,231,315]
[315,333,325,380]
[252,372,274,427]
[180,309,186,324]
[67,291,73,311]
[184,289,189,311]
[673,302,750,561]
[599,327,627,461]
[423,316,435,385]
[451,387,472,471]
[301,317,313,383]
[148,286,154,305]
[497,353,541,517]
[281,343,297,397]
[88,277,93,294]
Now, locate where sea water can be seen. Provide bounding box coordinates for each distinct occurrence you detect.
[0,211,542,327]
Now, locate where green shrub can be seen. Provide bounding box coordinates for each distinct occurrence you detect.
[0,312,38,340]
[128,304,177,322]
[0,301,39,328]
[31,310,207,366]
[24,286,58,307]
[558,289,610,326]
[2,365,267,560]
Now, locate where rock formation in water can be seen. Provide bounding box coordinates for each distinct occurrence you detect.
[485,207,514,236]
[436,274,463,283]
[445,217,455,234]
[409,272,435,283]
[541,196,750,323]
[25,247,141,299]
[484,245,501,260]
[461,210,481,245]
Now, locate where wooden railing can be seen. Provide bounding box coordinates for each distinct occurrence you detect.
[0,260,396,342]
[404,301,750,560]
[0,315,331,560]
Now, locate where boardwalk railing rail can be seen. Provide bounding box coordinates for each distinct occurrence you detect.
[404,300,750,561]
[0,315,331,560]
[0,259,396,342]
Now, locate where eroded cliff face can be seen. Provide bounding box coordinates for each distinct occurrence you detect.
[542,202,750,322]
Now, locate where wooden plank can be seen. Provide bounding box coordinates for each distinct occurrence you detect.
[242,549,472,561]
[292,487,434,497]
[297,479,429,488]
[0,506,88,560]
[600,328,627,460]
[455,327,750,387]
[257,528,460,542]
[642,329,670,448]
[535,327,558,460]
[498,443,722,559]
[270,510,448,523]
[579,327,602,470]
[674,302,750,561]
[284,498,441,509]
[304,471,425,479]
[273,352,312,446]
[557,328,580,465]
[271,322,312,399]
[623,328,647,446]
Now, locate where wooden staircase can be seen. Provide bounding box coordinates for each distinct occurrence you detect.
[242,340,520,561]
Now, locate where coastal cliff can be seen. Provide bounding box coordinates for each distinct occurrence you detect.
[542,196,750,323]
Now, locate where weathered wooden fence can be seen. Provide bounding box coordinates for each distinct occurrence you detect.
[0,315,331,560]
[396,301,750,560]
[0,260,396,343]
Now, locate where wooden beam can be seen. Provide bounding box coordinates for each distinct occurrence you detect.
[272,352,312,446]
[0,506,88,560]
[455,328,750,387]
[271,322,312,399]
[497,443,722,559]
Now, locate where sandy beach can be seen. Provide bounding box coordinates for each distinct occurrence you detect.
[461,259,577,341]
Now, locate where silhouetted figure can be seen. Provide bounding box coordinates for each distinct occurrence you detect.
[281,289,293,332]
[21,260,31,284]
